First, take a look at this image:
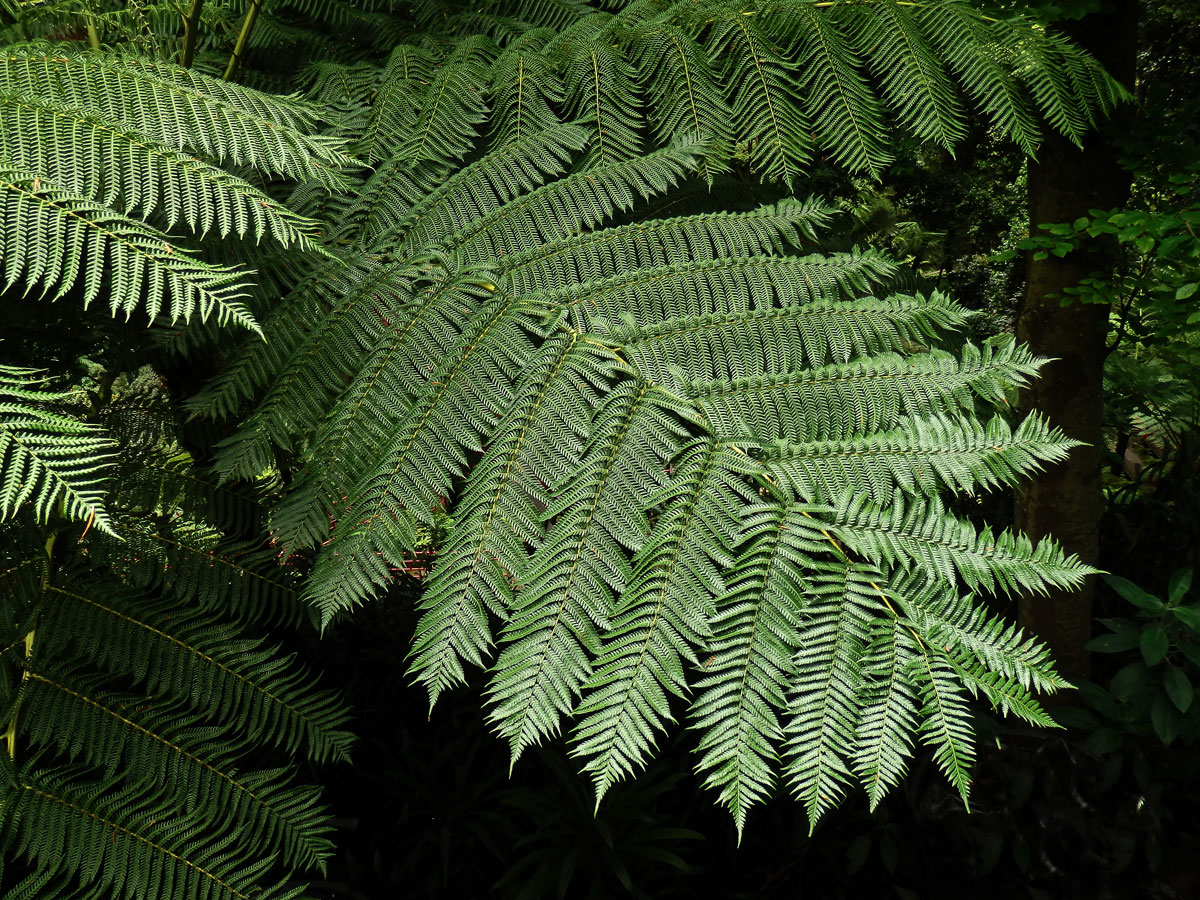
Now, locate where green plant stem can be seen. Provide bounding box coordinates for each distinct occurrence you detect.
[223,0,263,81]
[180,0,205,68]
[86,17,101,49]
[2,530,55,763]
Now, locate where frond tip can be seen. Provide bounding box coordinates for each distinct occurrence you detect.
[0,167,258,330]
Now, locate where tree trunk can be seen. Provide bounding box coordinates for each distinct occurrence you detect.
[1015,3,1138,681]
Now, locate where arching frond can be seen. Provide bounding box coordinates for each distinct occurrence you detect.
[761,412,1078,503]
[830,490,1094,598]
[571,439,754,800]
[40,579,354,763]
[783,558,886,829]
[0,763,304,900]
[0,366,115,534]
[0,44,355,186]
[0,92,322,247]
[0,167,257,328]
[17,664,333,871]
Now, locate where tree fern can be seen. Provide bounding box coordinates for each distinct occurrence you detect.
[2,0,1129,882]
[206,119,1095,835]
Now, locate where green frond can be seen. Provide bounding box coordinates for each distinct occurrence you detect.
[83,515,306,627]
[303,287,539,621]
[783,558,886,830]
[787,3,891,176]
[689,503,819,834]
[558,18,645,163]
[556,251,902,335]
[209,258,418,480]
[299,59,380,104]
[851,615,920,811]
[0,92,323,247]
[915,3,1041,153]
[488,31,568,148]
[830,490,1095,598]
[0,763,305,900]
[357,122,590,249]
[694,4,811,183]
[571,439,754,802]
[40,579,354,763]
[259,260,494,546]
[16,664,334,872]
[838,0,967,151]
[187,253,359,424]
[0,366,116,534]
[355,44,440,161]
[502,198,838,294]
[441,133,711,261]
[888,573,1064,696]
[914,652,975,801]
[687,337,1046,443]
[485,382,687,763]
[410,335,619,703]
[0,44,355,186]
[392,35,498,167]
[622,18,733,179]
[0,166,257,329]
[608,290,962,386]
[761,411,1078,503]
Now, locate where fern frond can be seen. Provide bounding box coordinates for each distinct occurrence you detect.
[0,92,322,247]
[441,133,710,260]
[259,262,505,552]
[623,17,733,178]
[571,439,754,801]
[0,167,257,328]
[394,35,498,167]
[302,287,538,620]
[783,558,886,830]
[609,290,962,385]
[761,412,1078,503]
[0,366,115,534]
[914,652,974,801]
[689,503,819,834]
[356,122,590,249]
[693,3,811,183]
[488,31,568,148]
[0,764,305,900]
[503,198,836,294]
[888,573,1063,696]
[17,665,334,872]
[559,18,645,163]
[486,382,688,763]
[687,337,1046,442]
[83,515,306,627]
[409,334,619,703]
[839,0,966,150]
[830,490,1094,597]
[0,44,355,186]
[187,253,358,424]
[851,615,920,811]
[787,3,891,176]
[40,580,354,762]
[557,251,902,335]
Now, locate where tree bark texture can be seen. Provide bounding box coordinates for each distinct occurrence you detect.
[1015,2,1138,681]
